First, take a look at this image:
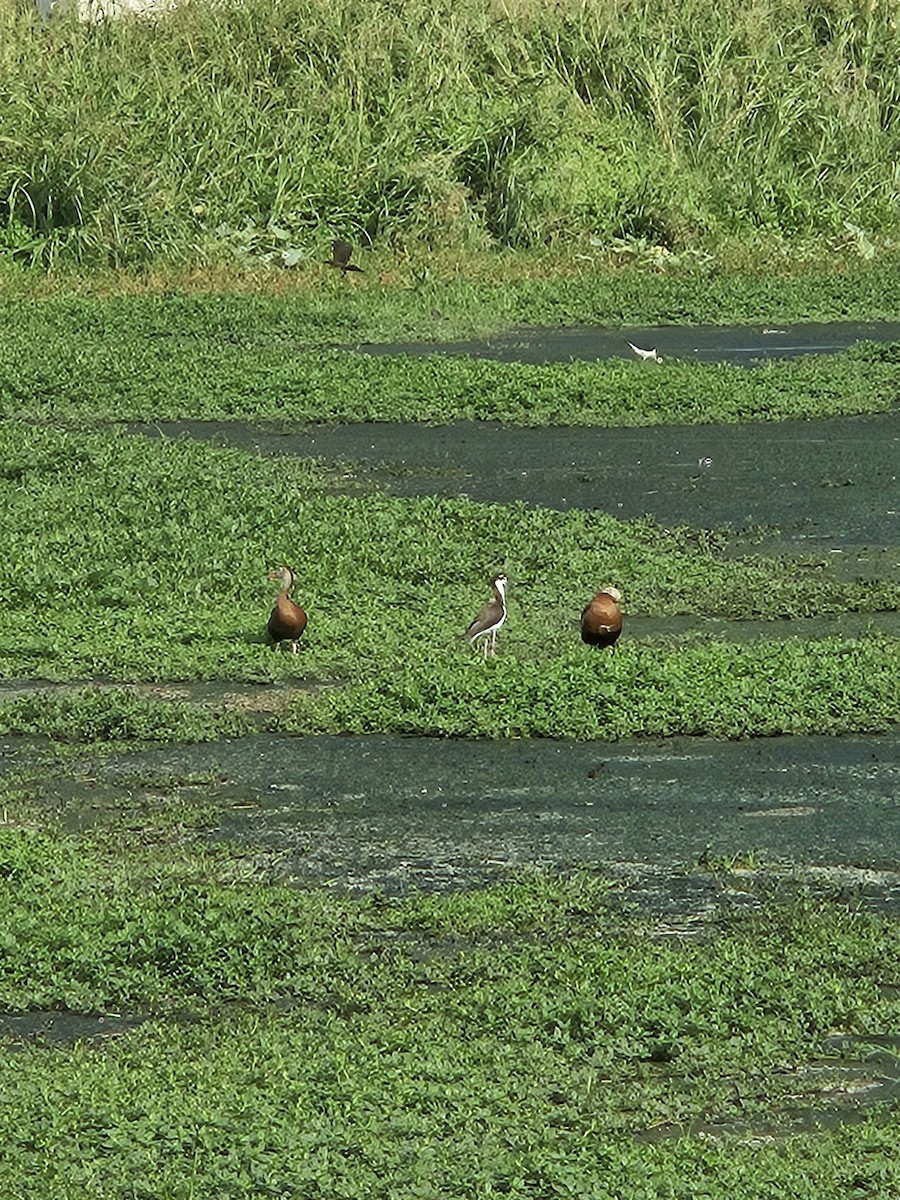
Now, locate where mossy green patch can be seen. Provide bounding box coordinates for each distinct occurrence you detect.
[285,636,900,740]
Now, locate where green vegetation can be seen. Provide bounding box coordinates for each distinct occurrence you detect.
[3,2,898,1190]
[0,687,245,743]
[1,0,898,741]
[3,258,900,344]
[287,636,900,740]
[2,292,899,424]
[0,828,897,1198]
[0,419,898,740]
[2,0,899,270]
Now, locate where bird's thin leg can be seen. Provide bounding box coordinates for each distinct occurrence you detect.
[291,640,299,655]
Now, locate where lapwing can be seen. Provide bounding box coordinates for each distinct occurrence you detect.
[465,575,507,658]
[581,586,623,650]
[627,342,661,362]
[326,238,363,273]
[266,566,308,653]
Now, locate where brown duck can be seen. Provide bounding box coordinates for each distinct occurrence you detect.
[267,566,308,653]
[580,586,623,650]
[326,238,363,273]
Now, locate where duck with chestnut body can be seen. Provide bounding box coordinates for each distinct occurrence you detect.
[267,567,307,653]
[580,586,623,651]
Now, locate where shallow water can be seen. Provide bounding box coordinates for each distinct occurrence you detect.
[132,411,900,554]
[354,319,900,366]
[128,317,900,550]
[13,325,900,915]
[28,731,896,912]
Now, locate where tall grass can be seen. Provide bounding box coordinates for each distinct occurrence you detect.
[1,0,899,267]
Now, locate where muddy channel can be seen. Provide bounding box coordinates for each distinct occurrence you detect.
[133,411,900,565]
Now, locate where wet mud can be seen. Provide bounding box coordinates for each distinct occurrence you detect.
[0,677,323,720]
[635,1040,899,1142]
[0,1010,146,1048]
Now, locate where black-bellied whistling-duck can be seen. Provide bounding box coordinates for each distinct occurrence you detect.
[266,566,307,654]
[465,575,507,658]
[581,586,623,650]
[326,239,363,273]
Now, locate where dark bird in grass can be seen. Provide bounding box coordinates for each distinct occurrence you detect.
[266,566,308,654]
[581,586,623,651]
[326,238,363,273]
[465,574,508,658]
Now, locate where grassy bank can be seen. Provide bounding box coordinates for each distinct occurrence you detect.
[0,827,898,1198]
[2,0,899,270]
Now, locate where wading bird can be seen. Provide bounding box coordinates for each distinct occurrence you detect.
[465,574,508,658]
[627,342,661,362]
[326,238,363,273]
[581,586,623,651]
[266,566,308,653]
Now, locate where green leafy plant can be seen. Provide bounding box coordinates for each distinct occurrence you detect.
[0,421,897,740]
[2,289,900,425]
